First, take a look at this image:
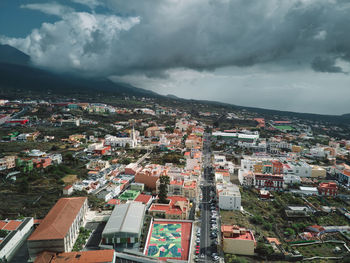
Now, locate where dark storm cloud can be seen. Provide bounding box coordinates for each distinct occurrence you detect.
[311,56,343,73]
[1,0,350,75]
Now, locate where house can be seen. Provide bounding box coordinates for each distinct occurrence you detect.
[238,170,255,187]
[318,182,338,197]
[0,156,16,171]
[285,206,312,218]
[254,173,284,190]
[217,183,241,210]
[34,250,116,263]
[63,185,73,196]
[144,126,161,138]
[183,179,198,200]
[27,197,88,260]
[260,189,270,199]
[311,165,327,179]
[149,196,190,220]
[124,163,142,175]
[134,194,153,208]
[221,225,256,256]
[94,145,111,155]
[119,190,140,202]
[129,182,145,192]
[135,164,168,190]
[32,158,52,169]
[284,174,301,185]
[215,169,231,183]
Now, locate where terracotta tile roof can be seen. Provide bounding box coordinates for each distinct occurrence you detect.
[0,220,23,231]
[106,199,120,205]
[28,197,87,241]
[170,180,183,186]
[343,170,350,177]
[0,221,7,229]
[35,250,115,263]
[3,220,22,231]
[134,194,152,204]
[266,237,281,245]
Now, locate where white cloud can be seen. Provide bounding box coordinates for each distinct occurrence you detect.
[70,0,102,9]
[20,2,74,17]
[314,30,327,40]
[1,0,350,114]
[5,0,350,75]
[0,11,140,73]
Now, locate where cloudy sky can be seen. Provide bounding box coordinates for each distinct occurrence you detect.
[1,0,350,115]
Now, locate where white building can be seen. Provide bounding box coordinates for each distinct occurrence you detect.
[0,218,34,262]
[49,154,62,164]
[104,128,138,148]
[283,161,312,178]
[27,197,88,261]
[283,174,301,185]
[28,149,46,157]
[217,183,241,210]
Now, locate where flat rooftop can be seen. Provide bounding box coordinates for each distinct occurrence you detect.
[145,220,192,261]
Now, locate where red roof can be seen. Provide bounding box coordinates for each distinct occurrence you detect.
[28,197,87,241]
[170,180,183,186]
[35,250,115,263]
[63,185,72,190]
[150,196,189,215]
[343,170,350,177]
[0,220,22,231]
[134,194,152,204]
[106,199,120,205]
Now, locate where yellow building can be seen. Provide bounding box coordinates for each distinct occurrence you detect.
[311,165,326,178]
[292,145,302,153]
[253,162,263,173]
[27,131,40,142]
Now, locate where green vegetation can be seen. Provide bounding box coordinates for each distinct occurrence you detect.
[0,229,8,238]
[295,242,348,258]
[72,227,91,251]
[158,175,170,204]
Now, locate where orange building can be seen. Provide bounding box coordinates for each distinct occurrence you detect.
[135,164,168,190]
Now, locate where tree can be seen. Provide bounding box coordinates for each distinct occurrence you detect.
[51,145,59,151]
[19,178,29,193]
[251,215,264,225]
[256,242,274,256]
[285,228,295,236]
[158,175,170,204]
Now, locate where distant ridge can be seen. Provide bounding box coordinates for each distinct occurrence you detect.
[0,45,159,99]
[166,94,180,99]
[0,44,30,65]
[0,44,349,124]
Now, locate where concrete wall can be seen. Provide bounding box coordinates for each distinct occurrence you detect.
[223,238,255,256]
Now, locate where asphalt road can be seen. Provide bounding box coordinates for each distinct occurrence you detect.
[199,133,214,262]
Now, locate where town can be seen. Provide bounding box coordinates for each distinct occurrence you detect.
[1,97,350,263]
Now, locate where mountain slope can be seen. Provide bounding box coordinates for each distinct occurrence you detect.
[0,44,30,65]
[0,62,159,98]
